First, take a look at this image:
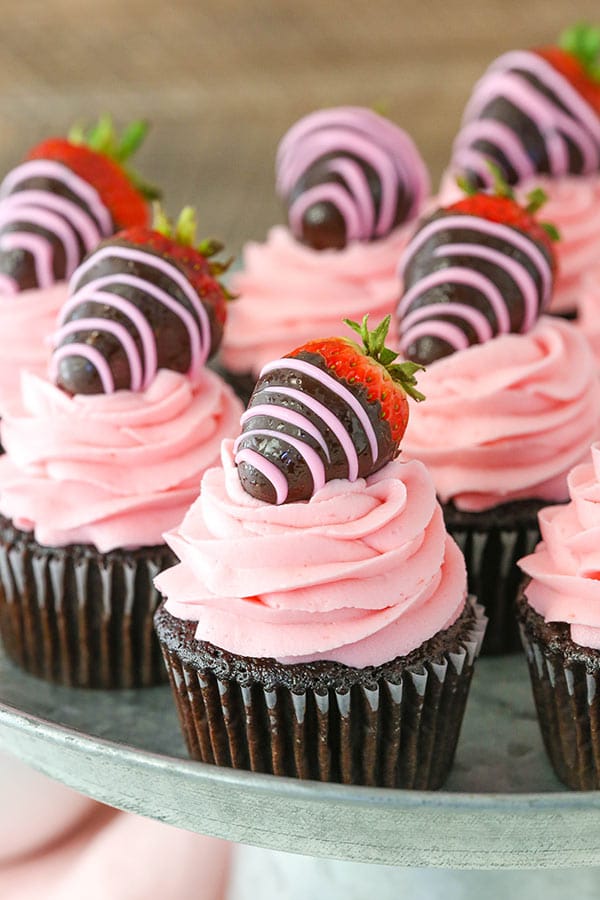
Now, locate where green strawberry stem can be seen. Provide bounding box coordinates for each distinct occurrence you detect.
[68,115,161,201]
[343,314,425,402]
[560,22,600,83]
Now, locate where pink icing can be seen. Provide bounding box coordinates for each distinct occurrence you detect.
[518,443,600,649]
[155,444,467,668]
[219,225,412,378]
[0,368,243,552]
[401,316,600,512]
[576,263,600,369]
[0,282,67,417]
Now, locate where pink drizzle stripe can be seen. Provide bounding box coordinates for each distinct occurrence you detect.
[400,320,470,354]
[446,149,496,187]
[236,429,326,493]
[234,448,288,504]
[0,160,113,233]
[485,50,600,144]
[288,183,362,242]
[262,385,359,480]
[398,215,553,304]
[260,358,379,465]
[58,283,158,389]
[71,246,211,367]
[0,273,18,295]
[453,119,536,178]
[0,232,54,287]
[240,404,331,460]
[325,157,376,235]
[0,204,79,276]
[400,301,494,343]
[2,190,102,251]
[462,70,598,175]
[52,316,143,391]
[398,266,511,333]
[433,242,542,331]
[51,342,114,393]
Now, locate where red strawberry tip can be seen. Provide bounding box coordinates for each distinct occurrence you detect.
[559,22,600,84]
[343,315,426,402]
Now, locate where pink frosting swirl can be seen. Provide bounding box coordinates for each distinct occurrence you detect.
[575,263,600,370]
[155,444,467,668]
[0,369,243,552]
[0,282,67,416]
[219,225,412,378]
[519,443,600,649]
[402,317,600,512]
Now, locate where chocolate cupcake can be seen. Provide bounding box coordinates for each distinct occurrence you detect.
[517,443,600,789]
[155,319,486,787]
[0,208,243,688]
[398,179,600,653]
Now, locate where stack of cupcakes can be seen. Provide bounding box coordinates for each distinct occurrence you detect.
[155,317,486,789]
[0,206,243,688]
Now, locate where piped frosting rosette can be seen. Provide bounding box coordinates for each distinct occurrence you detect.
[220,226,409,377]
[155,443,467,668]
[401,316,600,512]
[0,283,67,416]
[576,263,600,367]
[0,368,242,552]
[519,442,600,649]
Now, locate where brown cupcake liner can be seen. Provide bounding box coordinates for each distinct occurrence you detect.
[0,515,175,689]
[444,500,544,655]
[517,587,600,790]
[155,598,486,789]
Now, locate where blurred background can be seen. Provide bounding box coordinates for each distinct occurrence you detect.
[1,1,599,255]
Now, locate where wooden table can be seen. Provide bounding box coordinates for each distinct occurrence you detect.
[0,1,597,254]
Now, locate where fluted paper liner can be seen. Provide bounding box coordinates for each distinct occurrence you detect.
[155,598,486,789]
[518,588,600,790]
[0,515,174,688]
[445,501,543,655]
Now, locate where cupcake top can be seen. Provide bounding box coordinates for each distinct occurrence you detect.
[0,368,241,552]
[220,106,430,378]
[0,207,243,552]
[576,263,600,368]
[396,179,600,511]
[155,443,466,667]
[156,317,468,668]
[401,316,600,512]
[519,442,600,649]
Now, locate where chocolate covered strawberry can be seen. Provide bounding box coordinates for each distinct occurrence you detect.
[235,315,424,504]
[397,172,559,366]
[449,22,600,190]
[0,116,157,295]
[51,206,230,395]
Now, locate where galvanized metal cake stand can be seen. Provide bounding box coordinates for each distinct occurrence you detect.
[1,642,600,876]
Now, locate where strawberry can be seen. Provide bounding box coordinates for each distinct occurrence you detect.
[0,116,158,293]
[449,23,600,190]
[397,170,559,366]
[235,315,423,504]
[51,206,231,395]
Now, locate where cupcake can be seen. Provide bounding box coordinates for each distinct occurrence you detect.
[441,22,600,315]
[575,263,600,370]
[398,180,600,653]
[517,442,600,789]
[155,318,486,789]
[0,116,155,417]
[0,209,243,688]
[217,107,430,399]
